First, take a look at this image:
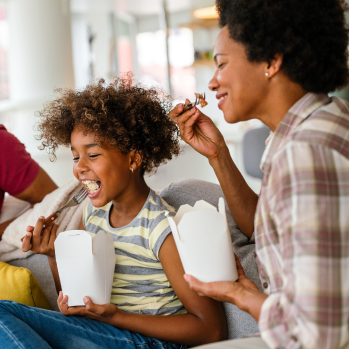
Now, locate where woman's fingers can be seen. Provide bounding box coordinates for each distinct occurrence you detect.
[183,274,238,303]
[184,274,211,296]
[177,107,199,135]
[234,254,245,277]
[169,102,185,120]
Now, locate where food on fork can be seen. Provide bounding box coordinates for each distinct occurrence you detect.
[195,93,208,108]
[82,180,100,194]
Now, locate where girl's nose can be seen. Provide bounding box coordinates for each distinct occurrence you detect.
[75,157,89,174]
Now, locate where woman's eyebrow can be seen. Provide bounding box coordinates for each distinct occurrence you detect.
[71,143,100,151]
[213,53,228,63]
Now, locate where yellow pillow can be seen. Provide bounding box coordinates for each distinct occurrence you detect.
[0,261,52,310]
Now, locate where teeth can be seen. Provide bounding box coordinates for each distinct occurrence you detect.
[82,180,100,194]
[219,96,226,101]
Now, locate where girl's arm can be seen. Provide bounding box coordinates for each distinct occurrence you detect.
[58,233,227,347]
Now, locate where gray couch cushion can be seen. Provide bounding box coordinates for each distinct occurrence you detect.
[160,178,260,340]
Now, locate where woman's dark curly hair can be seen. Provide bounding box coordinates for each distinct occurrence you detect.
[216,0,349,93]
[36,74,180,174]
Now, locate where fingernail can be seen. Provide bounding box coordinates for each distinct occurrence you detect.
[26,231,31,236]
[183,274,189,282]
[83,297,89,304]
[39,216,44,220]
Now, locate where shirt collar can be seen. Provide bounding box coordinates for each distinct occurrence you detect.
[260,93,331,173]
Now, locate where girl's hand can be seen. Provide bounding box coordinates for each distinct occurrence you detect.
[21,216,57,258]
[58,292,119,323]
[183,254,266,320]
[169,100,226,161]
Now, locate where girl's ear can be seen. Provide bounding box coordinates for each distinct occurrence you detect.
[129,150,143,172]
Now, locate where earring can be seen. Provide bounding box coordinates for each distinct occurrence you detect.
[130,167,134,173]
[265,72,269,77]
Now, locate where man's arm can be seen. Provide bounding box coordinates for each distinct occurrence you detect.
[0,167,57,240]
[14,166,57,203]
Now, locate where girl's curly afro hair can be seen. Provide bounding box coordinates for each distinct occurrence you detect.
[216,0,349,93]
[36,74,180,174]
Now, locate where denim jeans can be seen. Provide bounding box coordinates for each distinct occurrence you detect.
[0,301,186,349]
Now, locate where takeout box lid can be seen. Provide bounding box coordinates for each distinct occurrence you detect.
[168,198,229,240]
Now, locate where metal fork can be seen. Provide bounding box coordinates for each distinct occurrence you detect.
[21,186,88,241]
[181,92,206,114]
[42,186,88,228]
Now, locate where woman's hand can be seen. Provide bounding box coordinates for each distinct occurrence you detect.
[58,292,119,324]
[21,216,57,258]
[184,255,267,321]
[169,100,226,161]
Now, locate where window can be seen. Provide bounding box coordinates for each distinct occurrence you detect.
[0,5,9,100]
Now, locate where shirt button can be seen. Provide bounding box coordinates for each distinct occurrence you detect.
[263,282,268,289]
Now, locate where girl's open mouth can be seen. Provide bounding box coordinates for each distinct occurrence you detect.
[82,180,101,198]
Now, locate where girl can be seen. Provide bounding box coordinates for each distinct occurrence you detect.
[0,76,226,349]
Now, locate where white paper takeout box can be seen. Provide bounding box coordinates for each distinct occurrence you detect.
[166,198,238,283]
[55,230,116,306]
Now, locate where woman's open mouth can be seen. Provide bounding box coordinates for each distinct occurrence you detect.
[82,180,101,198]
[217,94,227,109]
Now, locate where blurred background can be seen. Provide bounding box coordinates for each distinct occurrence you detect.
[1,0,348,193]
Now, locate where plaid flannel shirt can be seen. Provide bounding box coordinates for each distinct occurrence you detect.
[254,93,349,349]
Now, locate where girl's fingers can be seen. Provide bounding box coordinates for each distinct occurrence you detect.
[58,292,70,315]
[21,232,32,252]
[41,227,51,246]
[32,216,45,247]
[26,226,34,232]
[49,224,58,248]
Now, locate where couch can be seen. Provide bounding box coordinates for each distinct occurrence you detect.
[7,178,260,340]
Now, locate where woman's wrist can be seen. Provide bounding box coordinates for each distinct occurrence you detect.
[208,142,231,168]
[237,288,268,322]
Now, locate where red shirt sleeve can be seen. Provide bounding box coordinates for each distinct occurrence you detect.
[0,125,40,200]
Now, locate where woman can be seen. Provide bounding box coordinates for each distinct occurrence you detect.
[170,0,349,348]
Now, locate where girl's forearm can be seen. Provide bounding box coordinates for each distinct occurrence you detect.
[209,144,259,238]
[109,311,226,346]
[47,256,61,294]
